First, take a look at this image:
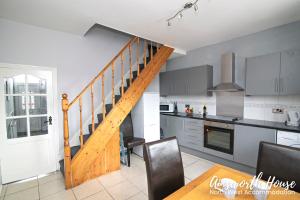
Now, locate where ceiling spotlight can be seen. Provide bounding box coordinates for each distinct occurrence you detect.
[194,4,198,11]
[178,12,183,19]
[184,2,193,9]
[166,0,199,26]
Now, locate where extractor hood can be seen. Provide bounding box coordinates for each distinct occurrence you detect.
[209,53,244,92]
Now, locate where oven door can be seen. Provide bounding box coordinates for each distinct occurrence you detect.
[204,125,234,155]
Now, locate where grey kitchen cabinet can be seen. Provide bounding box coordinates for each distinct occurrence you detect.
[246,52,281,95]
[160,114,168,134]
[246,49,300,96]
[160,115,184,145]
[187,66,213,96]
[159,65,213,96]
[181,118,204,151]
[160,72,172,96]
[280,49,300,95]
[234,125,276,168]
[171,70,188,96]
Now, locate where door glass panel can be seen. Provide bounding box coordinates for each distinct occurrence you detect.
[27,75,47,94]
[5,96,26,117]
[4,75,26,94]
[29,96,47,115]
[30,117,48,136]
[207,131,230,150]
[6,118,28,139]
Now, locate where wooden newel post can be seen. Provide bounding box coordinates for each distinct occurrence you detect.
[62,93,72,189]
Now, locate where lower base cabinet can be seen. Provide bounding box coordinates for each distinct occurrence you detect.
[162,115,184,140]
[234,125,276,168]
[161,115,278,169]
[181,118,204,151]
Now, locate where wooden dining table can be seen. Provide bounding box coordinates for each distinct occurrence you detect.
[165,164,300,200]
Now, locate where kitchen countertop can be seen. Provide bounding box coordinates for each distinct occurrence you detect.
[161,112,300,133]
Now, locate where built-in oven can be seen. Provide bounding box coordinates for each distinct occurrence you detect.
[204,121,234,155]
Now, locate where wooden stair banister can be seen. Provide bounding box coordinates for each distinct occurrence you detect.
[61,94,72,189]
[61,36,173,189]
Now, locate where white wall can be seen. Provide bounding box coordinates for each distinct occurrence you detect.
[163,21,300,122]
[0,18,132,156]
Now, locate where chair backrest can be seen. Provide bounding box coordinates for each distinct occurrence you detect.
[120,113,133,138]
[143,137,185,200]
[256,142,300,193]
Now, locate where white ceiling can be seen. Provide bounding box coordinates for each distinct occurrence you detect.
[1,0,300,51]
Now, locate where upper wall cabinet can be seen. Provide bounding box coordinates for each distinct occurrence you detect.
[246,52,280,95]
[160,65,213,96]
[280,50,300,95]
[246,49,300,96]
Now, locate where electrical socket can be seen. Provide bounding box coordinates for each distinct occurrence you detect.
[272,108,284,114]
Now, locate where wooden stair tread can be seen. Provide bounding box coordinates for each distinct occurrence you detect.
[88,123,100,134]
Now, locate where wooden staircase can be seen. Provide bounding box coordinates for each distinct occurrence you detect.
[60,36,174,188]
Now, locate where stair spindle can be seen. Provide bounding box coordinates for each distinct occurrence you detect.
[102,74,106,119]
[79,97,83,147]
[136,38,140,76]
[112,62,115,107]
[121,53,125,96]
[91,84,95,133]
[144,40,147,68]
[129,43,133,85]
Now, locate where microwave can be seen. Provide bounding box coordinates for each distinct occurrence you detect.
[160,103,174,113]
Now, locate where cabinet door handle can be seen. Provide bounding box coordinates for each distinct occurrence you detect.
[280,78,283,93]
[274,78,277,93]
[275,78,279,93]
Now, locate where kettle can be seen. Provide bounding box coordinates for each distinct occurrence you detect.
[287,111,300,127]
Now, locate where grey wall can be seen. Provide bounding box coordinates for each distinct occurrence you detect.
[167,21,300,86]
[0,18,132,156]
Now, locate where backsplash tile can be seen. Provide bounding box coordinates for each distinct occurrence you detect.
[161,95,300,122]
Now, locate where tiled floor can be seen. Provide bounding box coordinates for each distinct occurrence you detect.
[0,152,215,200]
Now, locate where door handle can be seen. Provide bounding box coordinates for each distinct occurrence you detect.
[44,116,52,125]
[274,78,278,93]
[276,78,280,93]
[280,78,283,93]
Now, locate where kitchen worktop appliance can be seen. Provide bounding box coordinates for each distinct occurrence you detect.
[286,111,300,127]
[160,103,174,113]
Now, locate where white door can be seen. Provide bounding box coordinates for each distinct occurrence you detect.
[0,67,57,183]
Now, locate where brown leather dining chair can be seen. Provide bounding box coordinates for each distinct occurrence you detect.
[120,113,145,167]
[143,137,185,200]
[256,142,300,193]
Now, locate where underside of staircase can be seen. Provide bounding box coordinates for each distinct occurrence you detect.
[60,37,174,188]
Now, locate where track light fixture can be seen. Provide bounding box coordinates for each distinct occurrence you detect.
[167,0,199,26]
